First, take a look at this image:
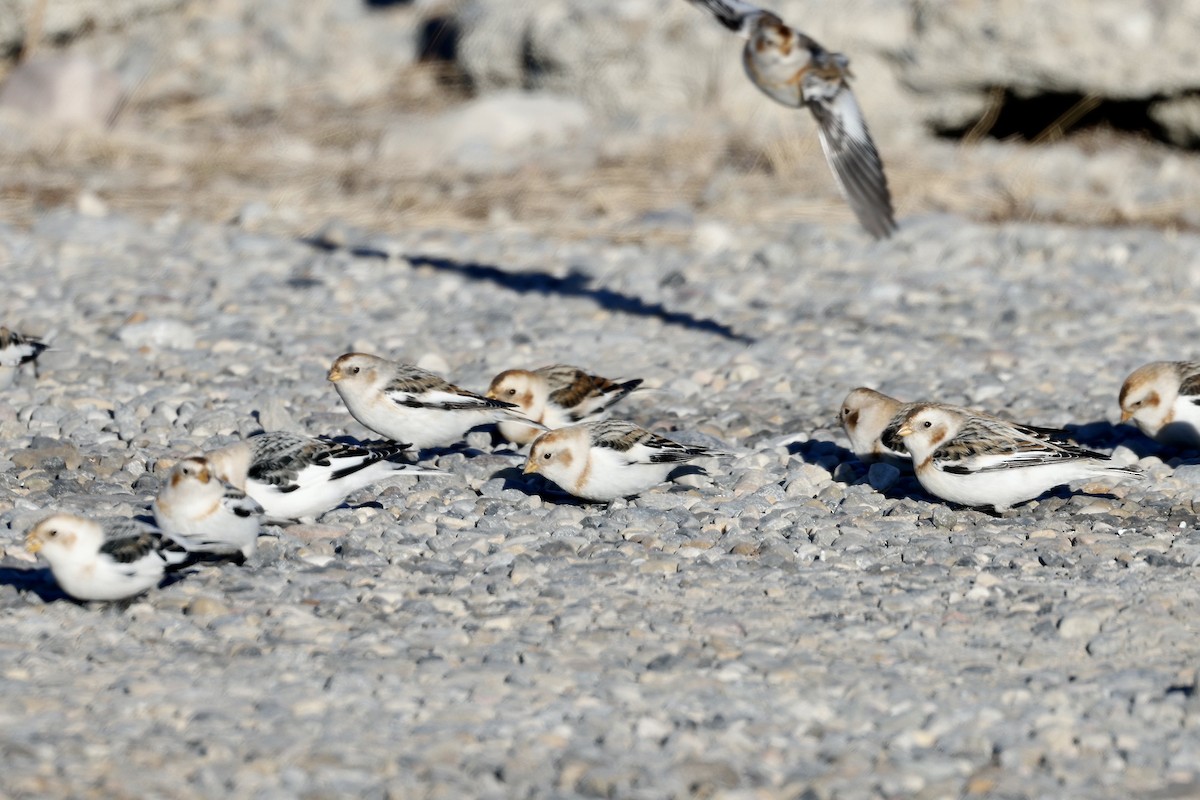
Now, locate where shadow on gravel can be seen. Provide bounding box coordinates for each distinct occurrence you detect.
[303,240,753,343]
[491,466,590,505]
[1057,420,1158,454]
[0,566,72,603]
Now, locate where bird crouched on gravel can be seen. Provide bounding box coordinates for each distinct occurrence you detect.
[524,419,729,502]
[885,404,1141,512]
[203,431,445,523]
[26,513,227,602]
[328,352,546,450]
[486,364,644,445]
[1119,361,1200,448]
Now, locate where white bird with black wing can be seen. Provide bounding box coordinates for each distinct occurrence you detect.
[0,325,49,387]
[153,456,264,559]
[25,513,194,601]
[204,431,444,522]
[887,404,1140,512]
[685,0,896,238]
[328,352,545,450]
[524,419,727,502]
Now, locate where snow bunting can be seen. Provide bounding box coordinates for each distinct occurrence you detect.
[524,419,726,502]
[1119,361,1200,447]
[25,513,192,601]
[328,352,545,450]
[204,431,443,522]
[152,456,264,559]
[0,325,49,387]
[685,0,896,239]
[888,404,1140,512]
[486,365,644,445]
[839,387,911,464]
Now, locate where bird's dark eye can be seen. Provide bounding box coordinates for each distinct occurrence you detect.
[507,388,517,396]
[542,451,552,460]
[922,420,932,429]
[47,529,57,538]
[842,407,849,417]
[350,366,360,375]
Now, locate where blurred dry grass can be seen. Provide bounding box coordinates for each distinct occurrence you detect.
[2,49,1199,245]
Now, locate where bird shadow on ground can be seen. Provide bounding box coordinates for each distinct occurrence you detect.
[1055,420,1153,453]
[0,566,73,603]
[300,239,754,344]
[1065,421,1200,464]
[786,438,934,504]
[490,465,591,505]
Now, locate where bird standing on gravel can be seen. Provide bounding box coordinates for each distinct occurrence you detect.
[204,430,444,522]
[1119,361,1200,447]
[328,352,545,450]
[25,513,196,601]
[486,364,644,445]
[684,0,896,239]
[839,387,912,465]
[153,456,264,559]
[886,404,1140,512]
[0,325,49,387]
[524,419,727,502]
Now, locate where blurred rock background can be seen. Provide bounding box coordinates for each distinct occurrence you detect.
[1,0,1199,239]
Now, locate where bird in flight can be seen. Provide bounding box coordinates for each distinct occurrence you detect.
[685,0,897,239]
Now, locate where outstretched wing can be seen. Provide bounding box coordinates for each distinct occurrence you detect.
[0,327,48,367]
[684,0,768,35]
[804,72,896,239]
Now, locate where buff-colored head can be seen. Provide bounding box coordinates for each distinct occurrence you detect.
[524,428,582,480]
[1119,362,1182,434]
[26,513,96,560]
[327,352,385,387]
[487,369,543,414]
[894,405,963,463]
[839,387,906,460]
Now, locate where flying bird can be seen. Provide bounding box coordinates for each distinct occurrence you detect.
[0,325,49,387]
[685,0,896,238]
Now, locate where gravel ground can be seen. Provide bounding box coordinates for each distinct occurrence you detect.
[2,208,1200,798]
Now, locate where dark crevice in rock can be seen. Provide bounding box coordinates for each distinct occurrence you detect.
[935,89,1186,148]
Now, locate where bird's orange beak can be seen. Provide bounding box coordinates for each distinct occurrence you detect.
[896,424,913,437]
[523,460,539,475]
[25,532,43,554]
[1119,410,1133,423]
[327,366,342,382]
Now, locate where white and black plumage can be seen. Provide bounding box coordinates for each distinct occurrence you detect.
[25,513,193,601]
[0,325,49,387]
[486,365,644,445]
[524,419,726,502]
[328,352,546,449]
[153,456,264,558]
[887,404,1140,512]
[204,431,443,522]
[685,0,896,239]
[1119,361,1200,447]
